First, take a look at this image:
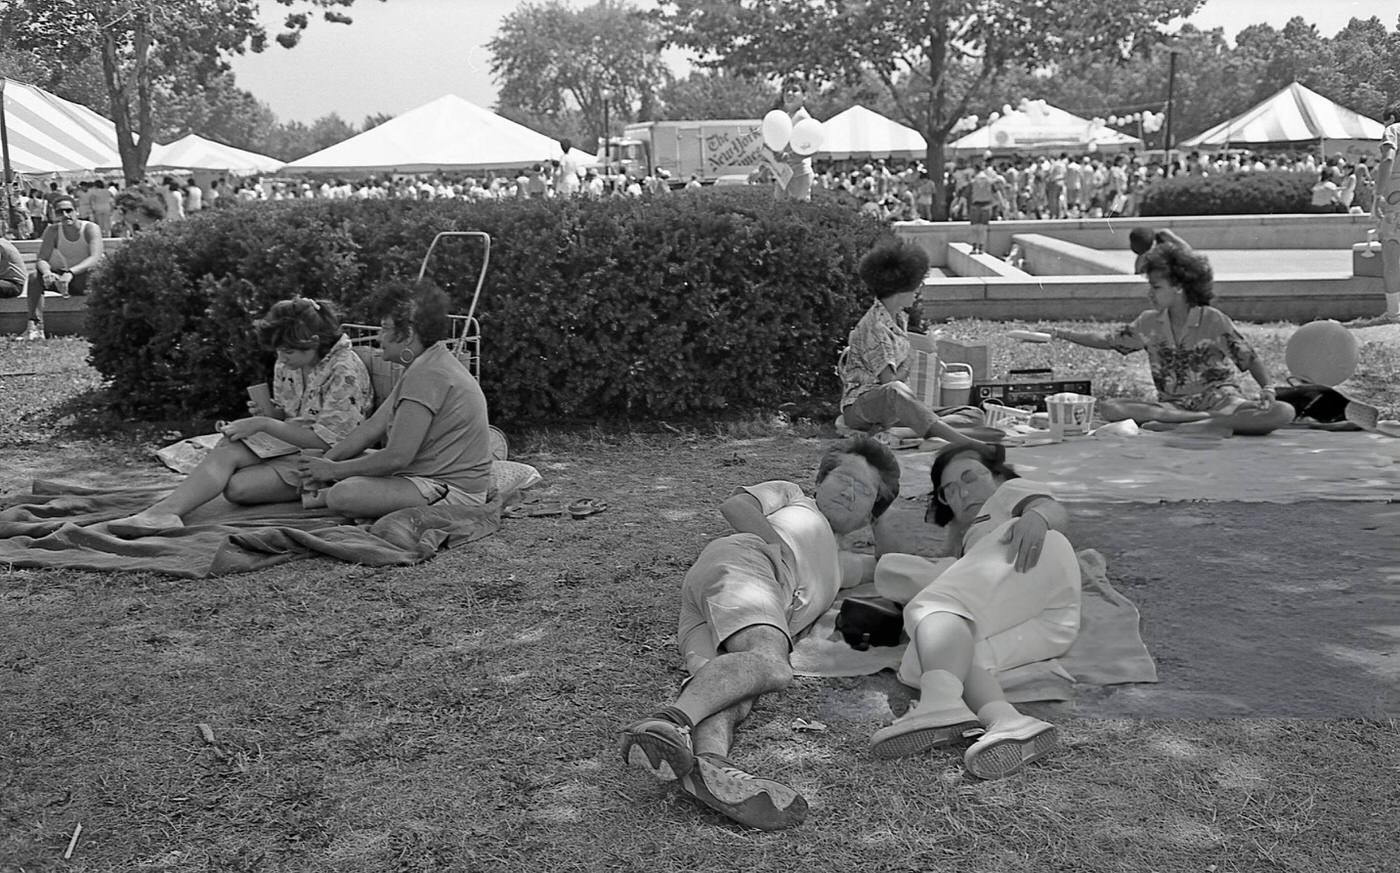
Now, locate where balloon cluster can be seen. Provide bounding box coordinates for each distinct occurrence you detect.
[762,110,825,156]
[1092,111,1167,133]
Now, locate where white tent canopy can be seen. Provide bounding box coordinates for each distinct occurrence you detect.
[284,94,590,174]
[948,102,1142,156]
[818,105,927,160]
[1178,82,1382,156]
[0,78,122,174]
[147,133,283,175]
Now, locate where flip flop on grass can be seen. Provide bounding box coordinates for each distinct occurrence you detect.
[567,498,608,519]
[502,501,564,519]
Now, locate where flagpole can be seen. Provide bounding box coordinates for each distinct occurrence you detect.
[0,78,18,235]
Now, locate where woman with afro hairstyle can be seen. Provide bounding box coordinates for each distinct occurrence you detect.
[839,238,989,447]
[1047,243,1294,434]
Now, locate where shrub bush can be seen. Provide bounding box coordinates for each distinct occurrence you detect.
[1138,170,1313,216]
[87,191,887,425]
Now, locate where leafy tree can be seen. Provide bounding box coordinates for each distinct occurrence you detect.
[488,0,670,149]
[0,0,369,182]
[658,0,1201,217]
[656,70,775,120]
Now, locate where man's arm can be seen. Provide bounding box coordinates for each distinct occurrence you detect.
[719,493,783,546]
[33,226,57,276]
[838,551,875,588]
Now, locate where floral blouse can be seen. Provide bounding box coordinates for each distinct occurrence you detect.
[271,334,375,444]
[840,300,909,410]
[1105,306,1256,412]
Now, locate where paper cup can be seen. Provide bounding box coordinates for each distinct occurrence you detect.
[1046,393,1095,439]
[246,382,273,416]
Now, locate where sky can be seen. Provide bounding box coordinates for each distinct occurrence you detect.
[227,0,1400,126]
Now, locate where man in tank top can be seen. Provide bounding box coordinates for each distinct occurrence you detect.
[24,196,104,339]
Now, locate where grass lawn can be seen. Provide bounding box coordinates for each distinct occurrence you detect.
[1,323,1397,873]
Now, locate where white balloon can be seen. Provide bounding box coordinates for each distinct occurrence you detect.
[1087,141,1099,153]
[989,111,1001,122]
[1003,103,1013,115]
[762,110,792,150]
[1108,115,1119,126]
[789,117,825,156]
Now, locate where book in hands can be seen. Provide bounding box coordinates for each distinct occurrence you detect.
[237,430,301,459]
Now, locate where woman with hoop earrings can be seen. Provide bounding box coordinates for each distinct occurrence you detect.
[299,279,494,518]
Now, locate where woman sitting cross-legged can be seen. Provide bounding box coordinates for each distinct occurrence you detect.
[839,238,987,449]
[110,297,374,535]
[870,443,1081,780]
[1045,243,1294,435]
[298,279,494,518]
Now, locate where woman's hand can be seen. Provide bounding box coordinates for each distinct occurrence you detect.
[299,455,340,484]
[1257,386,1277,410]
[220,417,272,441]
[1000,509,1049,573]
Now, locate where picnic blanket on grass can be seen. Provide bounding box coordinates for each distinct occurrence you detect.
[899,428,1400,503]
[791,548,1155,704]
[0,480,500,578]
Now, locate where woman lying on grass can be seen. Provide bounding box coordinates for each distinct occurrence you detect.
[297,279,494,518]
[870,443,1080,780]
[110,297,373,535]
[1047,243,1295,435]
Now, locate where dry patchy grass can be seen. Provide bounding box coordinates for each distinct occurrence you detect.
[1,329,1398,873]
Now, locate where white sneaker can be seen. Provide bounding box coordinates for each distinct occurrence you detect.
[869,697,981,759]
[962,715,1058,780]
[24,322,43,341]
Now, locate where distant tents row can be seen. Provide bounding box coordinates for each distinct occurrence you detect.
[1,76,1390,178]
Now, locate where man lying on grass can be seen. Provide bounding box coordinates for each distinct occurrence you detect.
[619,435,900,831]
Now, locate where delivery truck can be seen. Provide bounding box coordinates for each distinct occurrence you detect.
[614,119,766,185]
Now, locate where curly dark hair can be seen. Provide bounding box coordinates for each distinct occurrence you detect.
[925,443,1020,527]
[770,75,808,111]
[367,278,452,346]
[815,435,901,520]
[1385,102,1400,124]
[858,238,929,300]
[253,297,343,356]
[1141,243,1214,307]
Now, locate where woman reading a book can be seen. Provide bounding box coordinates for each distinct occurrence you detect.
[110,297,373,535]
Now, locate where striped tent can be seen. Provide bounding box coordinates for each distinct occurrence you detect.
[1179,82,1382,151]
[1,78,122,174]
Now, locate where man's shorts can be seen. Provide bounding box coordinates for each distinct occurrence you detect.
[0,278,21,299]
[1378,191,1400,245]
[677,533,795,675]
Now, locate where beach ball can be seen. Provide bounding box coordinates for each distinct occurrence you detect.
[1285,319,1359,386]
[762,110,792,150]
[789,118,825,155]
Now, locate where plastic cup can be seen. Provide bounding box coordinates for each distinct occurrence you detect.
[298,448,327,508]
[246,382,273,416]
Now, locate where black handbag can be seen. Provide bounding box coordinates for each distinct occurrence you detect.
[834,596,904,650]
[1275,383,1349,423]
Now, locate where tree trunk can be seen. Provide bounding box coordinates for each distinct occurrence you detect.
[101,22,154,185]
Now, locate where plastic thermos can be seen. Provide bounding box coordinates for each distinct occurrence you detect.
[940,363,974,408]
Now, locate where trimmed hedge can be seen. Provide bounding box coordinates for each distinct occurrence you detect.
[86,191,886,424]
[1138,170,1313,216]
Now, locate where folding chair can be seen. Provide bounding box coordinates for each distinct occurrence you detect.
[342,230,490,391]
[418,230,489,379]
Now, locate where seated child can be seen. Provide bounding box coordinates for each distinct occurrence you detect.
[1046,243,1294,435]
[110,298,373,534]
